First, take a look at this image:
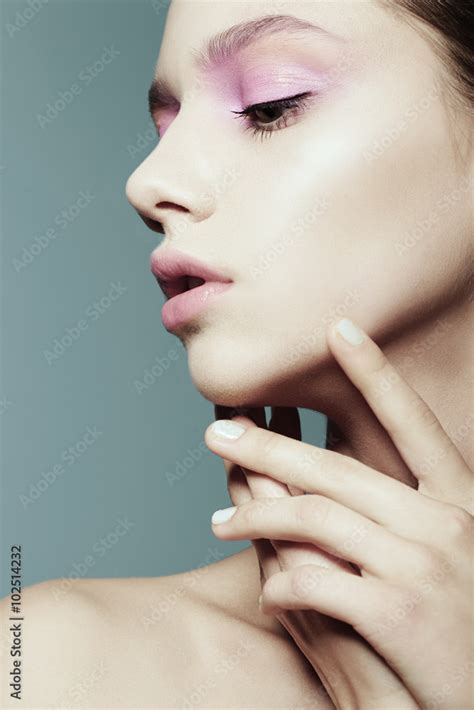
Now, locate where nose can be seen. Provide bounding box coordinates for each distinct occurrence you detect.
[125,118,216,237]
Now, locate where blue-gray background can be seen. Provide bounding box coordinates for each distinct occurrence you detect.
[1,0,326,597]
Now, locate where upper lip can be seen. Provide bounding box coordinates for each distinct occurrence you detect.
[150,247,232,299]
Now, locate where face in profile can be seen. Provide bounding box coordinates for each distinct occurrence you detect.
[126,0,472,409]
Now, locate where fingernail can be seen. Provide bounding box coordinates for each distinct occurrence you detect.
[211,506,237,524]
[258,594,263,608]
[210,420,246,440]
[335,318,366,346]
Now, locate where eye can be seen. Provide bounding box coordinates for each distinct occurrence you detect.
[231,91,313,140]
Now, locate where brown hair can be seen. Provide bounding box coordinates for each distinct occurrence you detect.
[386,0,474,107]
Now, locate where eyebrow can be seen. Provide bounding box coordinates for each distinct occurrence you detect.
[148,14,337,115]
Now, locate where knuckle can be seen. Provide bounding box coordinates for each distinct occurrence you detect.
[325,451,359,485]
[240,498,277,528]
[389,585,422,622]
[256,430,282,465]
[406,394,440,431]
[371,351,392,380]
[239,502,258,528]
[298,446,324,475]
[365,583,421,639]
[368,352,398,395]
[295,495,330,529]
[443,505,473,543]
[290,565,322,601]
[409,542,444,580]
[262,573,282,603]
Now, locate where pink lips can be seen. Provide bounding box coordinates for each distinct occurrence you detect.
[150,247,233,331]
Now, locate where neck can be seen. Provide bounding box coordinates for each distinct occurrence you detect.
[303,295,473,487]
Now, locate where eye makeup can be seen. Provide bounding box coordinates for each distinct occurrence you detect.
[151,31,352,141]
[155,107,178,137]
[231,91,315,139]
[235,62,331,108]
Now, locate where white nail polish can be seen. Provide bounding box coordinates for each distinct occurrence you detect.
[211,506,237,524]
[335,318,366,346]
[210,420,246,440]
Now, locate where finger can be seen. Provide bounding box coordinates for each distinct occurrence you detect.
[215,405,286,502]
[205,419,438,540]
[230,415,291,500]
[214,404,266,427]
[215,407,283,581]
[211,495,405,577]
[224,458,252,506]
[326,319,472,506]
[237,408,333,571]
[269,407,305,496]
[269,407,351,572]
[253,538,281,584]
[228,412,301,574]
[219,455,282,581]
[259,563,382,627]
[218,411,349,573]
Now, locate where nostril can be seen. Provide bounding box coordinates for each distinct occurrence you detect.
[156,201,189,213]
[142,215,165,234]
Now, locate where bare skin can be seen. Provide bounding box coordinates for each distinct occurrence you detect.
[1,547,335,708]
[2,0,472,706]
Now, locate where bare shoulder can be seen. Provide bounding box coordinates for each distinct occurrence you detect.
[0,575,113,708]
[0,550,333,708]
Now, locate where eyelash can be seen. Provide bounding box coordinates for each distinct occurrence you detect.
[231,91,313,140]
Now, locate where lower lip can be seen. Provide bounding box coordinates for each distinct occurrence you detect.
[161,281,232,331]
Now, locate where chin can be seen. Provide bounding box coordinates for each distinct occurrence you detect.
[184,327,331,409]
[185,332,269,407]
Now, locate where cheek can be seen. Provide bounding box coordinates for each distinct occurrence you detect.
[210,53,467,356]
[239,87,463,327]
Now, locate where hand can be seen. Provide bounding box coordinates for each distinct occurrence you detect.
[207,319,473,710]
[214,405,419,709]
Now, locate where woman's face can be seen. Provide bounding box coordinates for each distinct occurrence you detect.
[126,0,472,408]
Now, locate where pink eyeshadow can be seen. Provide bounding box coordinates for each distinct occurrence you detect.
[211,57,332,107]
[156,107,178,137]
[238,63,330,106]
